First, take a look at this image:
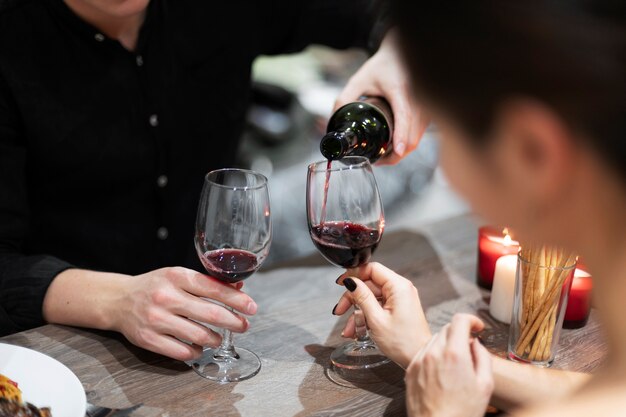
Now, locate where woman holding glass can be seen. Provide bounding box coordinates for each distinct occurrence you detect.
[333,1,626,416]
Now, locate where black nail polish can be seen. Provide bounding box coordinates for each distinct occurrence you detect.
[332,303,338,315]
[335,276,342,284]
[344,277,357,292]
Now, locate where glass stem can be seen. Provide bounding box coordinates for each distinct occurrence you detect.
[213,306,240,360]
[353,305,375,346]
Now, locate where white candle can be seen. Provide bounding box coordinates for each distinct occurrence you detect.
[489,254,518,324]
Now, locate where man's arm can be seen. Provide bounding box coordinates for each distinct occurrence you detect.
[491,355,591,411]
[334,30,429,164]
[0,70,76,335]
[256,1,426,164]
[0,72,257,361]
[42,267,256,360]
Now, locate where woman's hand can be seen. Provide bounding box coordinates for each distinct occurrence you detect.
[114,267,257,361]
[335,30,429,165]
[334,262,431,368]
[406,314,494,417]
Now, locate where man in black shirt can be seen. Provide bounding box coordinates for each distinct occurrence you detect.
[0,0,425,360]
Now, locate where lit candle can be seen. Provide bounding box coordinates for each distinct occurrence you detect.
[489,254,518,324]
[563,262,593,329]
[477,226,520,289]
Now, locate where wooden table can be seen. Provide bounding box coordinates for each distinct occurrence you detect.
[1,214,607,416]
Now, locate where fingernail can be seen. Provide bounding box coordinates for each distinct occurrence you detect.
[247,301,258,315]
[343,278,357,292]
[335,275,343,284]
[395,142,406,156]
[332,303,338,315]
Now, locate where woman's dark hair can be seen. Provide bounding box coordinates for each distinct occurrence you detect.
[392,0,626,181]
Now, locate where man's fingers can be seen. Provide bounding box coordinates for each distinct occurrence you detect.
[386,91,412,160]
[179,270,257,315]
[172,293,249,333]
[141,331,203,362]
[407,97,427,149]
[333,75,371,111]
[157,313,223,348]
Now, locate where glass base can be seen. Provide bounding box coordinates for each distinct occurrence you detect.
[507,350,553,368]
[187,346,261,382]
[330,340,390,370]
[326,360,403,388]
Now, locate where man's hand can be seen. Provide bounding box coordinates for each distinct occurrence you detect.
[335,30,428,165]
[115,267,257,361]
[43,267,257,361]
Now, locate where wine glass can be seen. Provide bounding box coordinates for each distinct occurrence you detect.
[306,156,389,375]
[189,168,271,382]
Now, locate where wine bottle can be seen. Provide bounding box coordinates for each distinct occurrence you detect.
[320,97,393,163]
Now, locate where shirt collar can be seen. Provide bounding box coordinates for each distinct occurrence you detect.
[44,0,160,52]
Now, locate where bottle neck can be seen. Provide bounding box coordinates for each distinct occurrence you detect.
[320,130,358,160]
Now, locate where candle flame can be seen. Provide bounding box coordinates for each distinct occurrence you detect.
[502,228,512,246]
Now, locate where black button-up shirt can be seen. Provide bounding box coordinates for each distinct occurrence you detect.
[0,0,374,334]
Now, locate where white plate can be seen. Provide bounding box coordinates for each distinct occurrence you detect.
[0,343,86,417]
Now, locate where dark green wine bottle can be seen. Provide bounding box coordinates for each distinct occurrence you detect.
[320,97,393,163]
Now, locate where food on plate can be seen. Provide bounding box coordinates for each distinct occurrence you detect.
[0,398,51,417]
[0,375,51,417]
[0,376,21,402]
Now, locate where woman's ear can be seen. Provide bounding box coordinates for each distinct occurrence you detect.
[491,99,578,209]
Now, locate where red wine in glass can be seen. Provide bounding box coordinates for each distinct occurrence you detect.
[191,168,271,383]
[306,157,389,381]
[310,221,380,268]
[200,248,259,283]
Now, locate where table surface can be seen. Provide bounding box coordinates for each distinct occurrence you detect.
[1,214,608,417]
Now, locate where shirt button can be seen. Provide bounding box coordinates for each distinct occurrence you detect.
[94,33,105,42]
[157,227,169,240]
[149,114,159,127]
[136,55,144,67]
[156,175,168,188]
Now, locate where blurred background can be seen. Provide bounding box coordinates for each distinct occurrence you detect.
[237,46,469,265]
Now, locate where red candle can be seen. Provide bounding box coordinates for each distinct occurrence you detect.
[563,264,593,329]
[477,226,519,289]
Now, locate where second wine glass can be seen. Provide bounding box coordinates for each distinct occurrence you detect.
[306,156,389,374]
[189,168,271,383]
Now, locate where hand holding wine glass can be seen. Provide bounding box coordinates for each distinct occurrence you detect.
[189,168,271,382]
[334,262,432,368]
[114,266,256,361]
[306,156,387,374]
